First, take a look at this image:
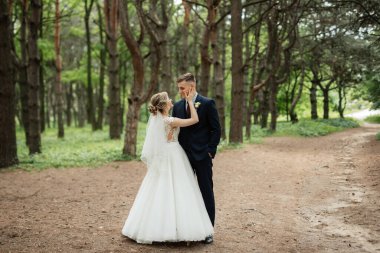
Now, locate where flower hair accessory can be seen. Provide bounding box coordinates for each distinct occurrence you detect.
[195,102,201,108]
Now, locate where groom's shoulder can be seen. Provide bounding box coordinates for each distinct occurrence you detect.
[198,94,215,105]
[174,99,184,106]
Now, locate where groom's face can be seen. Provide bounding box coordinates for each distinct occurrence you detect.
[177,81,195,99]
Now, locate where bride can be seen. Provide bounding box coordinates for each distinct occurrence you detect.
[121,89,214,244]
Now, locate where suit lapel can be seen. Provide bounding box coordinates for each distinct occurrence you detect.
[194,94,203,112]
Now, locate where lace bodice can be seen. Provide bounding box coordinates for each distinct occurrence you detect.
[163,116,180,142]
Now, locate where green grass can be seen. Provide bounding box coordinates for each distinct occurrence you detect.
[14,123,147,171]
[376,132,380,141]
[12,118,359,171]
[249,118,359,138]
[364,115,380,124]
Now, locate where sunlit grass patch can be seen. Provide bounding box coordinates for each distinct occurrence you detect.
[15,123,147,170]
[364,115,380,124]
[253,118,359,137]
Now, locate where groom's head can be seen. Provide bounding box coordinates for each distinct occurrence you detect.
[177,73,196,99]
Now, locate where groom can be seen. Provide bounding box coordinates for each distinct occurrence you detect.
[172,73,221,244]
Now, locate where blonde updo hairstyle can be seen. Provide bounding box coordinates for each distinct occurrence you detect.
[148,92,169,115]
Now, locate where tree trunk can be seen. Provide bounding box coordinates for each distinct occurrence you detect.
[0,0,18,168]
[123,100,142,156]
[77,83,86,127]
[105,0,121,138]
[39,51,45,132]
[322,89,329,119]
[19,0,30,145]
[289,68,305,123]
[229,0,244,143]
[120,58,128,130]
[39,2,45,133]
[212,7,225,140]
[199,0,219,97]
[149,0,172,98]
[268,78,278,131]
[84,0,95,130]
[179,0,191,74]
[337,81,345,118]
[260,88,269,129]
[243,23,250,129]
[95,2,106,131]
[191,10,201,78]
[46,77,51,128]
[55,0,64,138]
[246,17,262,139]
[310,80,318,119]
[66,82,73,126]
[27,0,42,154]
[120,0,160,156]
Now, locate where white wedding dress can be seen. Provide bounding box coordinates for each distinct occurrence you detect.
[121,113,213,244]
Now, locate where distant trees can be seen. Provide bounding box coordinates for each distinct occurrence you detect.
[0,0,379,168]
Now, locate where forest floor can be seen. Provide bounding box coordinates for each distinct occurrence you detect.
[1,124,379,253]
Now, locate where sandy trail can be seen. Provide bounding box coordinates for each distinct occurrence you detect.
[1,124,379,252]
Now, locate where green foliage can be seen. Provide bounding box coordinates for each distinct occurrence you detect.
[376,132,380,141]
[364,73,380,109]
[364,115,380,123]
[61,66,87,83]
[14,123,147,171]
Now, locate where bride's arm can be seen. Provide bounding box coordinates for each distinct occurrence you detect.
[170,100,199,128]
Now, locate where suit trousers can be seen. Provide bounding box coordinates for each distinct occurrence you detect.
[188,155,215,226]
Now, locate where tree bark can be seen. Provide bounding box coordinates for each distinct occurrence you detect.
[77,83,86,128]
[55,0,64,138]
[318,79,335,119]
[179,0,191,74]
[322,89,329,119]
[149,0,173,98]
[246,15,262,139]
[199,0,220,97]
[337,80,346,118]
[19,0,30,145]
[105,0,121,138]
[229,0,244,143]
[66,82,73,126]
[0,0,18,168]
[27,0,42,154]
[84,0,95,130]
[309,80,318,119]
[95,2,106,131]
[212,6,225,140]
[39,2,45,133]
[39,51,45,132]
[289,68,305,123]
[259,88,269,129]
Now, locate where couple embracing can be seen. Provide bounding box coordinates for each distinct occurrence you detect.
[121,73,221,244]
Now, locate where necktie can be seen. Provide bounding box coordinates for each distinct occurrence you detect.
[186,102,191,118]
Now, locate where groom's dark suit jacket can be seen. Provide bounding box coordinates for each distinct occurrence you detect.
[172,94,221,161]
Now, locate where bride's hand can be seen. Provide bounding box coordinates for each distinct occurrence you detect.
[185,88,195,102]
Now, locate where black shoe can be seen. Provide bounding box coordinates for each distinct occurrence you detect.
[204,235,213,244]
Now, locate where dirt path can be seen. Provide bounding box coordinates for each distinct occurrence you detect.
[1,125,379,253]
